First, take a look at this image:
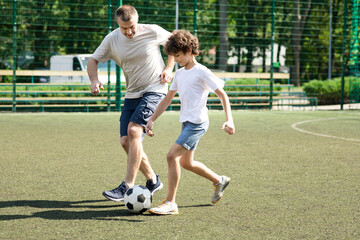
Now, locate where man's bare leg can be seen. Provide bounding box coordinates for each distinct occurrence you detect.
[121,137,156,182]
[102,122,162,202]
[124,121,145,186]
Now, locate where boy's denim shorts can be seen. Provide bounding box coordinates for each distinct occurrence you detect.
[176,121,209,151]
[120,92,165,137]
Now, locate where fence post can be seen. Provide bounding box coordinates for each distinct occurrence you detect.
[193,0,198,37]
[12,0,17,113]
[175,0,179,72]
[176,0,179,30]
[341,0,348,110]
[107,0,113,112]
[269,0,275,110]
[115,0,123,112]
[115,67,122,112]
[328,0,333,80]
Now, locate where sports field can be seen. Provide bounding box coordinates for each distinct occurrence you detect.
[0,110,359,239]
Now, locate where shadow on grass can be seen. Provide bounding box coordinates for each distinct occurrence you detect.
[0,199,145,222]
[179,204,213,209]
[0,199,118,209]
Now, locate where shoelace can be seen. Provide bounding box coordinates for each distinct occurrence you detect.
[113,184,127,193]
[213,183,220,193]
[157,200,169,208]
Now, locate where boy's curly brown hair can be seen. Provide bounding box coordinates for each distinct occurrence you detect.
[164,30,199,56]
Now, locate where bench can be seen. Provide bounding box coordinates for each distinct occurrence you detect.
[0,71,317,112]
[0,96,119,112]
[0,90,117,98]
[0,77,123,112]
[204,96,317,110]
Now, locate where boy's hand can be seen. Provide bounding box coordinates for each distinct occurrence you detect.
[91,80,104,96]
[222,121,235,135]
[145,120,155,137]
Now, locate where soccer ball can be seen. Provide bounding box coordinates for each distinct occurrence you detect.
[124,185,152,214]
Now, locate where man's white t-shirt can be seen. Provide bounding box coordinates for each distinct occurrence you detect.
[92,24,171,99]
[169,64,225,124]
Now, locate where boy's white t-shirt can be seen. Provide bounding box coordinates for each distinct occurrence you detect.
[169,64,225,124]
[92,24,171,98]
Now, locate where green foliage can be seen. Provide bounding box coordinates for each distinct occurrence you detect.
[225,78,282,91]
[303,77,360,104]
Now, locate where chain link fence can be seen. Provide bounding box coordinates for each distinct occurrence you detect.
[0,0,359,110]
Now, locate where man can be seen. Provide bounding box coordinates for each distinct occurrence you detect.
[87,5,174,202]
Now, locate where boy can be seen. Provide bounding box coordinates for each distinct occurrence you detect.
[145,30,235,215]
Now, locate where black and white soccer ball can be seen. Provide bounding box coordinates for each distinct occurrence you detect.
[124,185,152,214]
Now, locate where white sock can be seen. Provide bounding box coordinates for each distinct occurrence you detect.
[151,175,157,184]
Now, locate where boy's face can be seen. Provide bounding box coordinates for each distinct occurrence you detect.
[172,51,192,67]
[117,16,138,39]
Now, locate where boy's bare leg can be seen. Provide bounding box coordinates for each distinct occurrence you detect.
[180,151,220,184]
[165,143,188,202]
[179,149,230,204]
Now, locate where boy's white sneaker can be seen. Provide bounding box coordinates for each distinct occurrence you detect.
[148,200,179,215]
[212,176,231,204]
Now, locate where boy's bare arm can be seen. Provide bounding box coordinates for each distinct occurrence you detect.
[214,88,235,135]
[145,90,177,136]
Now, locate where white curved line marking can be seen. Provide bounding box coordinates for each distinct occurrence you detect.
[291,118,360,142]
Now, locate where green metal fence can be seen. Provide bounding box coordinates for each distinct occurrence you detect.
[0,0,359,112]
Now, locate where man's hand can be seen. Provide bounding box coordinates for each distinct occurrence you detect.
[91,80,104,96]
[145,120,155,137]
[222,121,235,135]
[160,69,173,84]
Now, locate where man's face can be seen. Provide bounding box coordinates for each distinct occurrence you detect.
[117,16,138,39]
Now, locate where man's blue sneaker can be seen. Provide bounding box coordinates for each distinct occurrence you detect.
[146,175,163,195]
[102,181,128,202]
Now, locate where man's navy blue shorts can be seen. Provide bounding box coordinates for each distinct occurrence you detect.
[120,92,165,137]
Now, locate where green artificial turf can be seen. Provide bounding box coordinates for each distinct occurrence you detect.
[0,111,359,239]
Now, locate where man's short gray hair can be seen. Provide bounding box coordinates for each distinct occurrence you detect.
[115,5,138,22]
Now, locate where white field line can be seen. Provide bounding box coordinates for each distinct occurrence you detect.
[291,117,360,142]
